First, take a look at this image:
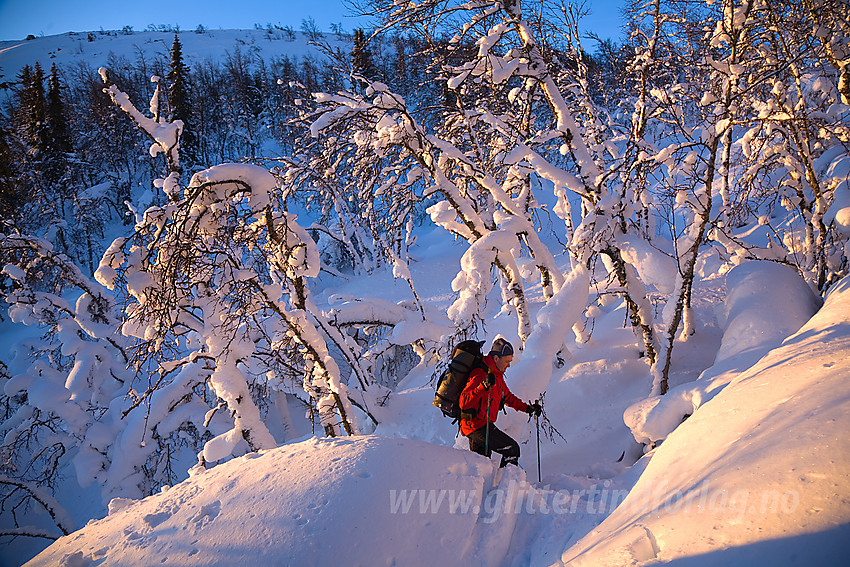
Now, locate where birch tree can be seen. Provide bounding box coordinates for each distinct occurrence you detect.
[316,0,666,371]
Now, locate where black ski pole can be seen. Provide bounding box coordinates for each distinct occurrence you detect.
[536,410,541,483]
[485,382,491,458]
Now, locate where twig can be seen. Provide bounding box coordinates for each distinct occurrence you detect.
[538,392,568,445]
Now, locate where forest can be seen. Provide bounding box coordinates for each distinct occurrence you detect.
[0,0,848,548]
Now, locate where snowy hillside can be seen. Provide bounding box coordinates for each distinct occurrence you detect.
[0,28,335,80]
[22,265,850,566]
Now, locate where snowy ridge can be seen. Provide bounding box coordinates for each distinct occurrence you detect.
[0,29,337,81]
[624,261,822,447]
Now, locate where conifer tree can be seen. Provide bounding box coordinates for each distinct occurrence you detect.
[44,63,71,186]
[15,63,47,156]
[167,33,196,168]
[29,62,47,157]
[12,64,31,127]
[9,63,53,233]
[0,126,20,229]
[46,64,71,154]
[351,28,376,87]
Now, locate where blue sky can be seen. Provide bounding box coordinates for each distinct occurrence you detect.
[0,0,626,42]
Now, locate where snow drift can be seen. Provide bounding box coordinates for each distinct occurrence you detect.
[624,261,822,446]
[24,436,532,567]
[562,275,850,566]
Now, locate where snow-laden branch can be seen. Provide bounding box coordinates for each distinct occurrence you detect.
[508,264,590,398]
[0,475,74,536]
[99,68,183,181]
[448,229,531,340]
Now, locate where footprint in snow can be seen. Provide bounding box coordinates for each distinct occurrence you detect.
[143,511,171,528]
[192,500,222,530]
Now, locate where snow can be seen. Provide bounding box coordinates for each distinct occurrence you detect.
[506,264,590,403]
[102,76,182,166]
[25,436,512,567]
[616,236,676,294]
[5,22,850,567]
[19,262,848,566]
[823,153,850,233]
[0,29,337,82]
[625,261,822,446]
[563,275,850,566]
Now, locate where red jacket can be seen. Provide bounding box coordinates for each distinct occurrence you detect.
[458,354,528,436]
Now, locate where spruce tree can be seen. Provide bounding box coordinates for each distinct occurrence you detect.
[28,62,48,156]
[0,125,21,230]
[46,64,71,155]
[14,63,47,155]
[45,63,72,186]
[167,33,195,168]
[351,29,376,88]
[8,63,55,235]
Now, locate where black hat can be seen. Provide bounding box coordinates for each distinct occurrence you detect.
[490,337,514,357]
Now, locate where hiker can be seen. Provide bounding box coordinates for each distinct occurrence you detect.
[458,338,541,467]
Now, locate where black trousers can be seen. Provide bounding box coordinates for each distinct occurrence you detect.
[467,423,520,468]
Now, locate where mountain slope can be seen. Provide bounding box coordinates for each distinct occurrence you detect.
[0,28,335,81]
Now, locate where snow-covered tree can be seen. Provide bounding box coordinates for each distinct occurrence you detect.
[709,0,850,292]
[96,73,366,443]
[310,0,663,373]
[635,0,850,393]
[0,234,130,535]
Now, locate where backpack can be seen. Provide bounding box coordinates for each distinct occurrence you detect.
[433,340,486,420]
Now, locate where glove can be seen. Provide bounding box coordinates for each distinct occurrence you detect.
[526,401,542,417]
[482,371,495,390]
